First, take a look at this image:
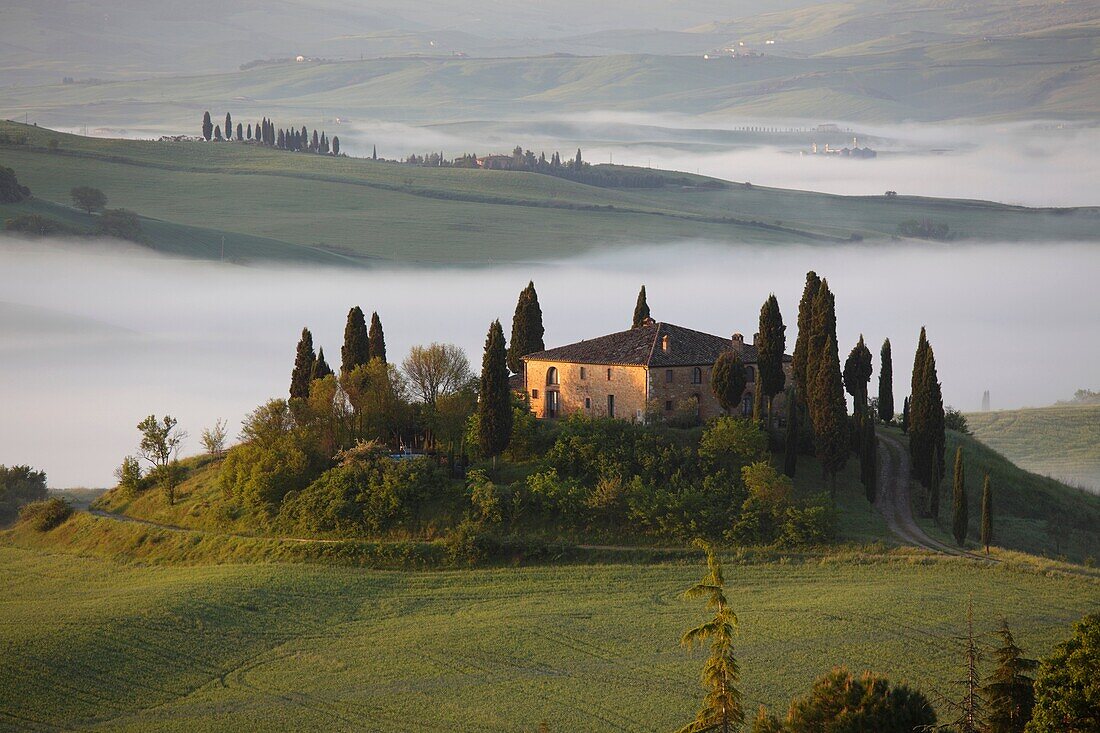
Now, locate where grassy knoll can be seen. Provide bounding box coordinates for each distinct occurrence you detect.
[966,404,1100,494]
[3,122,1097,264]
[901,428,1100,562]
[0,539,1096,732]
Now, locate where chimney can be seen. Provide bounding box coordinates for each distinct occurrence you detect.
[661,334,671,352]
[731,333,744,348]
[752,332,760,345]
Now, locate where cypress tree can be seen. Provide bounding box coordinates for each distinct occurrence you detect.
[225,113,232,140]
[981,475,993,553]
[372,144,377,160]
[277,129,285,148]
[861,417,877,504]
[843,335,873,416]
[289,327,316,400]
[214,124,223,141]
[340,306,370,375]
[952,446,968,546]
[477,320,513,462]
[236,122,243,141]
[783,387,798,478]
[632,285,651,328]
[930,443,942,520]
[752,380,765,424]
[791,271,821,395]
[202,111,213,141]
[812,334,848,496]
[902,396,910,433]
[878,338,894,423]
[918,342,946,487]
[247,123,253,140]
[806,278,837,426]
[909,328,930,478]
[312,129,320,152]
[756,294,786,427]
[311,347,333,381]
[368,311,386,363]
[507,281,545,375]
[332,136,340,155]
[983,620,1036,733]
[711,350,747,412]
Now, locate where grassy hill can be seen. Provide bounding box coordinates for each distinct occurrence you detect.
[4,122,1097,265]
[0,536,1095,731]
[966,404,1100,494]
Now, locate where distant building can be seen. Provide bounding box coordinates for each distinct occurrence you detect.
[521,321,792,423]
[475,154,516,170]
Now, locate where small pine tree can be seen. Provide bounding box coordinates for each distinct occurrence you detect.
[214,124,223,141]
[289,327,316,400]
[368,311,387,363]
[311,347,333,381]
[225,113,232,140]
[981,475,993,553]
[878,338,894,423]
[340,306,370,375]
[507,281,545,375]
[783,387,797,478]
[202,111,213,141]
[952,446,968,547]
[477,320,512,462]
[632,285,651,328]
[983,620,1036,733]
[711,351,747,413]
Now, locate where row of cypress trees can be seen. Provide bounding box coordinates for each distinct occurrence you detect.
[288,307,386,401]
[200,111,340,155]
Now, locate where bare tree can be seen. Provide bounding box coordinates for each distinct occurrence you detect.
[200,418,228,456]
[401,343,474,407]
[136,415,187,504]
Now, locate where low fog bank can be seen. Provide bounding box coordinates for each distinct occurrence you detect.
[342,117,1100,207]
[1,238,1098,487]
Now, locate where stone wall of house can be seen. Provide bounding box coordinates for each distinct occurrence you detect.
[525,360,649,421]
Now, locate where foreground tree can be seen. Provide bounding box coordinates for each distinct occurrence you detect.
[711,351,747,413]
[477,320,512,463]
[341,306,370,375]
[952,446,968,546]
[677,545,743,733]
[909,327,945,487]
[70,186,107,214]
[945,601,986,733]
[981,475,993,553]
[878,338,894,423]
[632,285,651,327]
[779,667,936,733]
[507,281,545,375]
[985,621,1037,733]
[402,343,474,407]
[756,294,786,427]
[843,335,873,416]
[811,334,848,495]
[289,327,316,400]
[368,311,387,363]
[1025,613,1099,733]
[791,271,821,396]
[136,415,187,505]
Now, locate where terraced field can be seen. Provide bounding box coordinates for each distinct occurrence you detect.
[1,541,1096,732]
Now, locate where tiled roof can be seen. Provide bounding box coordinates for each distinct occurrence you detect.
[522,322,787,368]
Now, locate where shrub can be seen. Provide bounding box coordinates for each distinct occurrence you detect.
[95,208,146,243]
[444,519,499,565]
[220,435,313,510]
[4,214,72,235]
[19,498,73,532]
[0,166,31,203]
[944,406,970,434]
[783,666,936,732]
[1026,612,1100,733]
[0,464,48,524]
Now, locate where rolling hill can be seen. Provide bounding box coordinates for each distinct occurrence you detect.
[3,122,1098,265]
[966,404,1100,494]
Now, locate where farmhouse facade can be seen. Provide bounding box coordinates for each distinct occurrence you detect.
[521,321,792,423]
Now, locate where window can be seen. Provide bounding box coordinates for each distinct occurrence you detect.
[546,367,559,386]
[579,366,586,380]
[665,400,673,411]
[531,389,539,399]
[741,394,753,416]
[607,368,612,381]
[607,394,615,418]
[746,365,755,382]
[547,390,560,418]
[665,369,674,383]
[692,367,702,384]
[585,397,591,409]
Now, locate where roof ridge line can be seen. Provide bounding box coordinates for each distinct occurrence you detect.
[643,321,662,367]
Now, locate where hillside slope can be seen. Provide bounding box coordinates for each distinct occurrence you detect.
[4,122,1097,265]
[966,404,1100,493]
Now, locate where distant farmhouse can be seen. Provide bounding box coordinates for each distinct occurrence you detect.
[521,320,792,423]
[804,138,877,159]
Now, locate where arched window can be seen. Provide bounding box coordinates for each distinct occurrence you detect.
[546,367,559,386]
[692,367,703,384]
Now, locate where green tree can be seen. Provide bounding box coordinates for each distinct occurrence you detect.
[236,122,243,141]
[341,306,370,375]
[842,334,873,416]
[214,124,223,141]
[782,667,936,733]
[477,320,512,463]
[810,334,848,496]
[783,387,798,478]
[369,311,387,363]
[981,475,993,553]
[711,351,747,413]
[332,136,340,155]
[807,278,837,418]
[901,396,910,433]
[632,285,651,328]
[70,186,107,214]
[791,271,821,399]
[909,328,945,488]
[860,417,877,505]
[0,166,32,203]
[756,294,786,426]
[952,446,968,546]
[985,620,1037,733]
[311,347,333,381]
[507,281,546,375]
[945,601,986,733]
[136,415,187,505]
[95,209,145,242]
[289,327,316,400]
[402,343,474,408]
[0,465,48,524]
[878,338,894,423]
[677,545,744,733]
[1025,613,1100,733]
[202,111,213,141]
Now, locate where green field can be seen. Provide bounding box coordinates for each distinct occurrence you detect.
[4,122,1097,265]
[1,537,1096,732]
[966,404,1100,494]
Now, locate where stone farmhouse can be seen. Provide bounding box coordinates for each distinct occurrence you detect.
[521,320,792,423]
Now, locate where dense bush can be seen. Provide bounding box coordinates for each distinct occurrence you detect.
[1026,613,1100,733]
[0,166,31,203]
[0,464,48,524]
[4,214,73,235]
[95,208,146,242]
[18,498,73,532]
